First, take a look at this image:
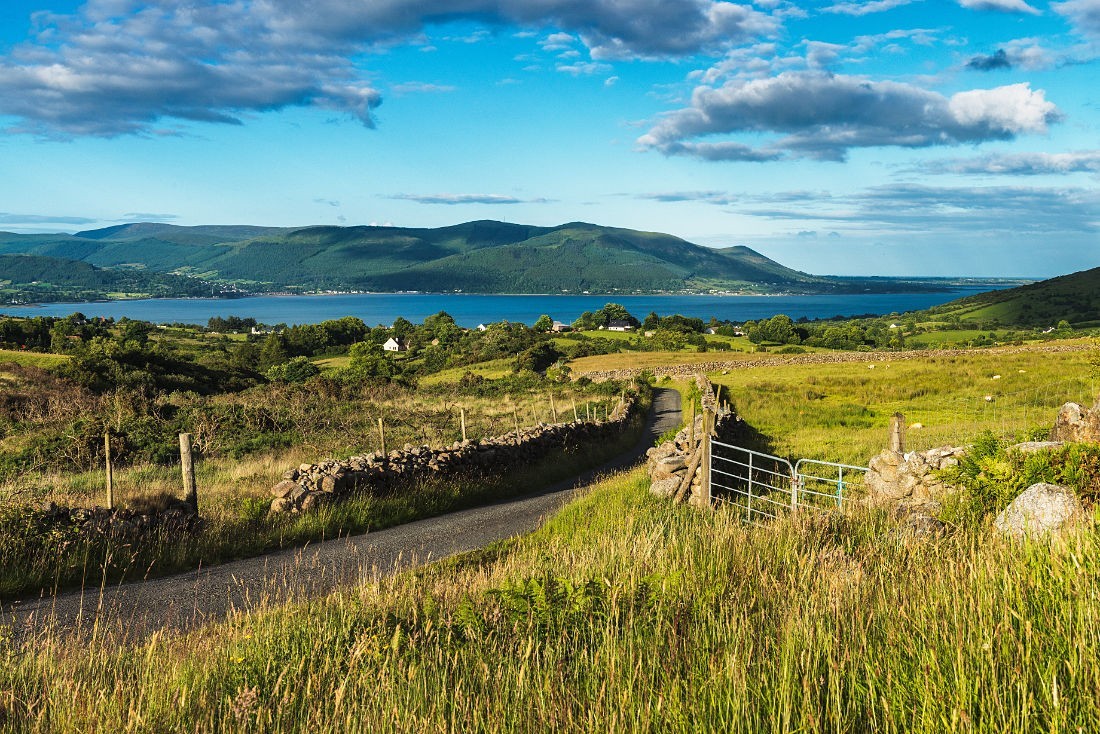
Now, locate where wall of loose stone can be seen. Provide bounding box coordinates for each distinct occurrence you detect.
[270,394,641,514]
[646,375,746,506]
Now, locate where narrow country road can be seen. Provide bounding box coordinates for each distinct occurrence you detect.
[4,388,681,643]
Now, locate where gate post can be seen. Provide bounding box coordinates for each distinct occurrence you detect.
[889,413,906,453]
[701,407,714,508]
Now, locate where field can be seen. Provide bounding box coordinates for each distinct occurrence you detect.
[705,343,1097,465]
[8,468,1100,732]
[0,348,69,368]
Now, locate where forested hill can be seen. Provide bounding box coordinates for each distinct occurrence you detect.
[1,219,934,297]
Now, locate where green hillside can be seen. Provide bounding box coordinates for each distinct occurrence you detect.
[925,266,1100,327]
[0,219,945,297]
[0,254,239,302]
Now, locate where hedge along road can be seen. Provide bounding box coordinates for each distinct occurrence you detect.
[4,388,681,643]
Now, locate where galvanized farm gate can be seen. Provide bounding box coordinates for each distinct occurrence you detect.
[707,439,868,521]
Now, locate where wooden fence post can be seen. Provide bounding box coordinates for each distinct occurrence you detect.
[688,401,696,448]
[179,432,198,514]
[460,407,467,442]
[586,402,591,421]
[550,394,558,423]
[513,406,522,443]
[104,431,114,510]
[571,398,578,422]
[378,416,387,457]
[889,413,906,453]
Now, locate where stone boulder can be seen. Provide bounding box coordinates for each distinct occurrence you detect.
[994,482,1083,539]
[864,446,964,505]
[1052,399,1100,443]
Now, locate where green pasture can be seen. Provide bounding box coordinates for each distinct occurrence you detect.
[709,345,1098,466]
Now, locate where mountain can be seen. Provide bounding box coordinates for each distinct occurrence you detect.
[0,219,941,297]
[924,266,1100,327]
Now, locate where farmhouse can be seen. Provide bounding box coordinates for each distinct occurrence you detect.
[607,320,634,332]
[552,321,572,333]
[383,337,407,352]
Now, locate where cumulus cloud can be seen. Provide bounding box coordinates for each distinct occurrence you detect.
[918,150,1100,174]
[639,72,1061,161]
[0,0,776,137]
[958,0,1041,14]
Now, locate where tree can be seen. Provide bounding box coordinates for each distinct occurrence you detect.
[265,356,320,383]
[533,314,554,333]
[514,342,563,374]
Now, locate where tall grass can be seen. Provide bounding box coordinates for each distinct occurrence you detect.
[5,469,1100,732]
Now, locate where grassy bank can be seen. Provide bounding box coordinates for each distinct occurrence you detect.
[5,469,1100,732]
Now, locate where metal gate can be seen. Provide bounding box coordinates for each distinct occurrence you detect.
[709,439,868,521]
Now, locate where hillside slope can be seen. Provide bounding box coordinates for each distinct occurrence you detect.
[927,266,1100,327]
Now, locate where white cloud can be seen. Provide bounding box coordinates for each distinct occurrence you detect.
[389,193,552,205]
[958,0,1041,14]
[0,0,779,137]
[639,72,1060,161]
[1054,0,1100,38]
[919,150,1100,174]
[823,0,920,16]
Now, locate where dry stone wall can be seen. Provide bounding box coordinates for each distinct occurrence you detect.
[270,394,639,514]
[646,375,744,506]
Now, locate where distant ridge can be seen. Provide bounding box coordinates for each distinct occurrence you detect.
[1,219,943,296]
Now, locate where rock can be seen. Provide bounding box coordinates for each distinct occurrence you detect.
[649,478,680,498]
[994,483,1083,539]
[299,463,313,473]
[270,479,299,498]
[269,497,292,514]
[1008,441,1064,455]
[319,475,339,493]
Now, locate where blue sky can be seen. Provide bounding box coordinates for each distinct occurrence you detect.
[0,0,1097,277]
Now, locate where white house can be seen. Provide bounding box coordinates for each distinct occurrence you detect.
[383,337,407,352]
[607,320,634,332]
[476,324,488,332]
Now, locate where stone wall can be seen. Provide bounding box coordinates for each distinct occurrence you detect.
[270,394,640,514]
[645,375,744,506]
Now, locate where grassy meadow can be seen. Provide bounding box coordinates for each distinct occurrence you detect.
[706,343,1098,465]
[6,469,1100,733]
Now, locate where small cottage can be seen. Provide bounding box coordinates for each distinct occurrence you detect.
[383,337,407,352]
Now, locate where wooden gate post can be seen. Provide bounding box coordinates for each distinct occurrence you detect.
[179,432,198,514]
[104,431,114,510]
[549,394,558,423]
[460,407,468,442]
[513,406,521,444]
[571,398,579,422]
[377,417,387,457]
